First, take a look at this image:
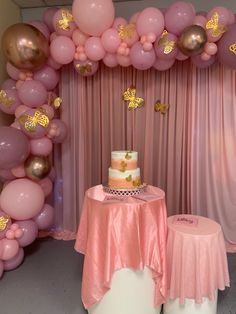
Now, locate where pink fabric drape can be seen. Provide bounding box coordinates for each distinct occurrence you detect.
[50,61,236,251]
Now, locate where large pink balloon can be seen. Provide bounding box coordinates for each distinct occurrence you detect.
[29,20,50,41]
[1,79,16,90]
[4,248,24,271]
[0,126,30,170]
[136,7,165,37]
[1,239,19,261]
[43,7,59,32]
[103,53,118,67]
[84,37,106,61]
[153,58,175,71]
[18,79,47,108]
[101,28,121,53]
[33,65,59,91]
[72,0,115,36]
[15,220,38,247]
[165,1,196,35]
[130,42,156,70]
[6,62,21,80]
[33,204,54,230]
[217,24,236,70]
[0,178,45,220]
[50,36,76,65]
[30,137,53,156]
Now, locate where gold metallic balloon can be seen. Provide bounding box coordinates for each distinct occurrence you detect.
[177,25,207,56]
[24,155,51,181]
[2,23,49,71]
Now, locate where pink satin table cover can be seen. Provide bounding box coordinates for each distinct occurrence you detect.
[75,184,168,309]
[166,214,230,304]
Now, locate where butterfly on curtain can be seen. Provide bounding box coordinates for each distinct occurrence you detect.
[57,10,74,31]
[206,12,227,38]
[0,215,10,231]
[122,86,144,111]
[118,23,136,40]
[18,109,50,132]
[154,100,169,114]
[0,90,13,108]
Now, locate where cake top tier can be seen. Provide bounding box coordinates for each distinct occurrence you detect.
[111,151,138,161]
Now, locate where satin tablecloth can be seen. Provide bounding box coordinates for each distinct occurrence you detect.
[75,184,168,309]
[166,214,230,304]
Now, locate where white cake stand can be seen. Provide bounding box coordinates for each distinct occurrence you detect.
[103,183,147,196]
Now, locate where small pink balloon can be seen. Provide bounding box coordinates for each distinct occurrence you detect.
[29,20,50,40]
[129,12,140,24]
[33,203,54,230]
[41,104,55,120]
[103,53,118,67]
[18,80,47,108]
[194,15,207,28]
[33,66,59,91]
[84,37,106,61]
[11,164,26,178]
[47,56,62,70]
[176,50,189,61]
[130,42,156,70]
[153,58,175,71]
[6,63,21,80]
[1,239,19,260]
[38,177,53,197]
[0,88,21,114]
[14,228,24,239]
[11,224,19,231]
[201,52,211,61]
[10,121,21,130]
[101,28,121,53]
[50,36,76,65]
[43,7,59,32]
[74,59,99,76]
[136,7,165,37]
[112,17,127,29]
[6,230,15,240]
[72,28,89,46]
[3,247,24,271]
[204,42,218,55]
[48,119,68,143]
[1,79,16,90]
[116,54,131,67]
[53,9,76,37]
[14,105,29,118]
[0,169,16,181]
[30,136,53,156]
[16,220,38,247]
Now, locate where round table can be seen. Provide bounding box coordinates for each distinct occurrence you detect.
[164,214,230,314]
[75,184,168,314]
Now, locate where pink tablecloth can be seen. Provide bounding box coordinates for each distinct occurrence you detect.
[75,184,168,309]
[166,214,230,304]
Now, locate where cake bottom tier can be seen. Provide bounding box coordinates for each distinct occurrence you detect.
[108,168,141,189]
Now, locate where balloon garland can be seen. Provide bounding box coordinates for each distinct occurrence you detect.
[0,0,235,277]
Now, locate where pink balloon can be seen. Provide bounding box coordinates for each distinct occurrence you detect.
[41,104,55,120]
[19,108,50,139]
[1,239,19,261]
[228,9,235,25]
[154,32,178,60]
[15,105,29,118]
[38,177,53,197]
[176,50,189,61]
[136,7,165,37]
[1,79,16,90]
[153,58,175,71]
[84,37,106,61]
[6,230,15,240]
[0,178,45,220]
[48,119,68,143]
[116,54,131,67]
[50,36,76,65]
[72,0,115,36]
[43,7,59,32]
[0,88,21,114]
[204,42,218,55]
[191,54,217,68]
[129,12,140,24]
[11,164,26,178]
[30,137,53,156]
[194,15,207,28]
[33,65,59,91]
[101,28,121,53]
[33,204,54,230]
[72,28,89,46]
[130,42,156,70]
[6,62,21,80]
[10,121,21,130]
[47,56,62,70]
[4,248,24,271]
[29,20,50,40]
[217,24,236,69]
[16,220,38,247]
[165,1,196,35]
[206,7,230,42]
[0,210,12,240]
[18,80,47,108]
[53,9,77,37]
[103,53,118,67]
[0,169,16,181]
[112,17,127,29]
[74,59,99,76]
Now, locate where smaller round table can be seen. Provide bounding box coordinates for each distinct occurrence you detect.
[164,214,230,314]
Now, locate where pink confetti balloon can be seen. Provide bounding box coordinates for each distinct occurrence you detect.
[74,59,99,77]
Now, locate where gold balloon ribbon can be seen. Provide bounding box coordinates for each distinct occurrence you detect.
[18,109,49,132]
[206,12,227,37]
[154,100,169,114]
[123,86,144,111]
[57,10,74,31]
[76,62,92,75]
[158,30,176,54]
[0,90,13,108]
[0,215,10,231]
[118,23,135,40]
[53,97,62,109]
[229,43,236,55]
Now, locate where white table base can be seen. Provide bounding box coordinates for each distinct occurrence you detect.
[88,267,162,314]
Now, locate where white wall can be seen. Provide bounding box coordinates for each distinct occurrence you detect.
[22,0,236,22]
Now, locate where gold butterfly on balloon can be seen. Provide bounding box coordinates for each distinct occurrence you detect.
[0,215,10,231]
[122,86,144,111]
[158,30,176,55]
[154,100,169,114]
[206,12,227,38]
[18,109,50,133]
[118,23,136,40]
[57,10,74,31]
[0,90,13,108]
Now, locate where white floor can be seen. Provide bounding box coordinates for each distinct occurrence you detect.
[0,238,235,314]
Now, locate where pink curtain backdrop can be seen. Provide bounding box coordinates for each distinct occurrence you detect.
[47,61,236,251]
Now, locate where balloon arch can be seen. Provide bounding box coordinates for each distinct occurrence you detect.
[0,0,235,277]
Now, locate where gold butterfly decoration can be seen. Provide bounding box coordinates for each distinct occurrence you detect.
[125,151,132,160]
[0,215,10,231]
[57,10,74,31]
[18,109,49,132]
[75,63,92,75]
[118,23,136,40]
[133,178,141,187]
[122,86,144,111]
[229,43,236,55]
[206,12,227,37]
[126,175,132,182]
[119,161,127,172]
[158,30,176,54]
[53,97,62,109]
[0,90,13,108]
[154,100,169,114]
